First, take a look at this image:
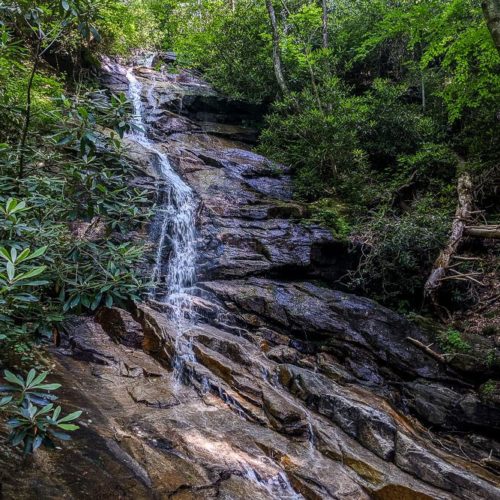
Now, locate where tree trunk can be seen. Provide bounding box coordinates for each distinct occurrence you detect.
[421,74,426,112]
[265,0,288,94]
[307,58,322,111]
[424,172,473,299]
[322,0,328,48]
[482,0,500,53]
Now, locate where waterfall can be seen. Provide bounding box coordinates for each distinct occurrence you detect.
[125,64,197,331]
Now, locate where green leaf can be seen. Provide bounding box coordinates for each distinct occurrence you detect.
[90,292,102,310]
[56,134,74,146]
[4,370,24,387]
[6,261,15,281]
[48,430,72,441]
[105,294,113,308]
[57,410,82,423]
[36,403,54,416]
[34,383,61,391]
[6,198,17,213]
[0,247,11,262]
[13,293,38,302]
[0,396,12,406]
[17,280,49,286]
[33,435,44,451]
[25,368,36,386]
[6,418,22,428]
[53,406,61,420]
[58,423,79,431]
[16,248,30,263]
[14,266,46,282]
[9,200,26,214]
[24,246,47,261]
[10,430,27,447]
[81,295,91,308]
[28,404,37,419]
[69,295,80,309]
[29,371,48,387]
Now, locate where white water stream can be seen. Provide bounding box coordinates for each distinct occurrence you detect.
[125,63,197,374]
[126,65,196,320]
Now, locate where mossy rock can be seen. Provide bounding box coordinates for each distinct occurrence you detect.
[479,379,500,403]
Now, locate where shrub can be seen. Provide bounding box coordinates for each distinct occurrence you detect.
[259,77,372,203]
[0,78,151,356]
[306,199,351,240]
[438,328,471,354]
[0,369,81,455]
[349,197,450,307]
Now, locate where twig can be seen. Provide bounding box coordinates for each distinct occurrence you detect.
[475,294,500,313]
[406,337,446,363]
[439,275,486,286]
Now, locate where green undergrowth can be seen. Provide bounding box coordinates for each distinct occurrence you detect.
[438,328,472,354]
[304,198,351,240]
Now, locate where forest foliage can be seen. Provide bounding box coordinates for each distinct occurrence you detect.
[0,0,154,362]
[159,0,499,308]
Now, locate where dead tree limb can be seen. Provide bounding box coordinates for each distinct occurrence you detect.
[424,172,473,300]
[406,337,446,364]
[465,225,500,239]
[447,269,486,286]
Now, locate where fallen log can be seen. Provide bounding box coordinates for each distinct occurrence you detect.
[424,172,473,301]
[465,225,500,239]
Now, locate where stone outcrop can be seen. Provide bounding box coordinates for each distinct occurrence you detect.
[4,316,498,499]
[3,59,498,499]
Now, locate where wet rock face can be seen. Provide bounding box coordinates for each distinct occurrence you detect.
[165,135,353,283]
[7,60,495,499]
[101,59,356,284]
[11,314,493,500]
[96,306,144,348]
[199,278,441,379]
[198,278,500,434]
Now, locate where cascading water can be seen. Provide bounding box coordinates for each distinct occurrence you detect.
[125,62,197,369]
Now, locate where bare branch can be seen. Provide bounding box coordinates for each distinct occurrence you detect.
[406,337,446,363]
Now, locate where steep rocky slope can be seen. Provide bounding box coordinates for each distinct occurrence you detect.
[1,59,498,499]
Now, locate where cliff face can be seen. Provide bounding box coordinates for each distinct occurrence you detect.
[1,60,498,499]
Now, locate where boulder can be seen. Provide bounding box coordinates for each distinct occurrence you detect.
[404,380,500,433]
[200,278,443,380]
[96,307,144,348]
